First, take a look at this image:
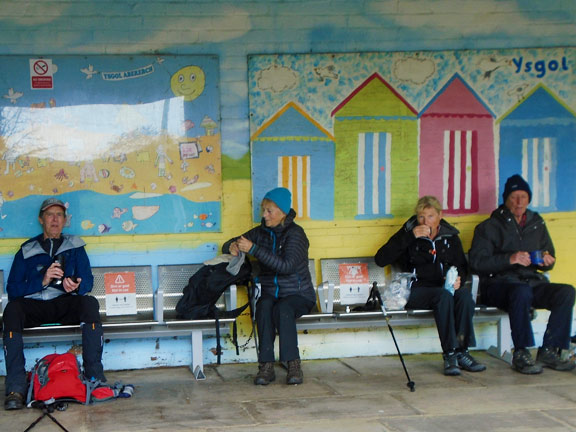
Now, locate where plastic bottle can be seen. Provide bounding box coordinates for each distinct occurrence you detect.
[444,266,458,295]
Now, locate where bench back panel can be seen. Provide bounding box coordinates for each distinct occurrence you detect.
[320,257,386,307]
[91,266,154,322]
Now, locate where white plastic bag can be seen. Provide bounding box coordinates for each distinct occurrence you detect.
[383,272,413,310]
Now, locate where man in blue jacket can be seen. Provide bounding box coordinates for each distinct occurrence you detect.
[3,198,105,410]
[469,175,575,374]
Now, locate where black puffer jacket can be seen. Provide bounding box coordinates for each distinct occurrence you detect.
[469,205,554,286]
[374,216,468,288]
[222,209,316,303]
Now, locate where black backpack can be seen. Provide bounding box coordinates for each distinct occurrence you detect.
[175,261,253,363]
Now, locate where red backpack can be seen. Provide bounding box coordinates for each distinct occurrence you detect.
[27,353,132,406]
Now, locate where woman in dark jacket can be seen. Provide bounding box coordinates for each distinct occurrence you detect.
[223,187,316,385]
[374,196,485,376]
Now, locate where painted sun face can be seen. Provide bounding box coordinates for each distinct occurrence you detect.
[170,66,206,101]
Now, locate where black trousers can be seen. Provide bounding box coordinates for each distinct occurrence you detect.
[255,294,315,363]
[405,284,476,353]
[2,295,104,395]
[482,280,575,350]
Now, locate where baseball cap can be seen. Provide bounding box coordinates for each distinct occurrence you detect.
[39,198,66,216]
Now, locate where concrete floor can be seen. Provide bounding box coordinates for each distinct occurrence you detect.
[2,351,576,432]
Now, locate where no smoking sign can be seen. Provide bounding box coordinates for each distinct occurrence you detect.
[29,58,56,89]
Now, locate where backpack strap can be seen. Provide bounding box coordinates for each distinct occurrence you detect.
[26,364,38,405]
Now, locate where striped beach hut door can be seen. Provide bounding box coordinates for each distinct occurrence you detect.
[278,155,310,218]
[357,132,391,216]
[443,130,478,213]
[521,137,553,209]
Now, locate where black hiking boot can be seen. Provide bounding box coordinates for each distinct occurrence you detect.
[254,362,275,385]
[286,359,303,385]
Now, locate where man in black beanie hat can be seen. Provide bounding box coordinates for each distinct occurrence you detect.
[469,174,575,374]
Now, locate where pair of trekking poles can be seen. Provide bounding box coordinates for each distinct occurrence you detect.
[246,280,415,392]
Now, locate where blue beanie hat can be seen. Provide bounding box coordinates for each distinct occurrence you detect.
[263,187,291,214]
[503,174,532,203]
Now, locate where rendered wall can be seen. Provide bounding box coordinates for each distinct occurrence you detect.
[0,0,575,372]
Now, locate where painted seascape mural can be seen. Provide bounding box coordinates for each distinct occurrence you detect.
[0,55,222,238]
[248,48,575,221]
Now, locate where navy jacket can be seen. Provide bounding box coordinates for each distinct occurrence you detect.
[223,209,316,304]
[7,234,94,300]
[469,205,554,286]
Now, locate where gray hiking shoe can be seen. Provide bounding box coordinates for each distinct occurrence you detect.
[536,346,576,371]
[443,351,461,376]
[512,348,543,374]
[457,350,487,372]
[286,359,303,385]
[254,362,275,385]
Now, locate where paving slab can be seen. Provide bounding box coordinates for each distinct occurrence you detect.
[1,352,575,432]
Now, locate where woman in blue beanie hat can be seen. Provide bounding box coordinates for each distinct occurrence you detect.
[222,187,316,385]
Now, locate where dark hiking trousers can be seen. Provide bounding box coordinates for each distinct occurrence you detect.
[256,294,315,363]
[2,294,104,395]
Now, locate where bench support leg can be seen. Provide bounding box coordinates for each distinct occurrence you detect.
[487,314,513,365]
[189,329,206,380]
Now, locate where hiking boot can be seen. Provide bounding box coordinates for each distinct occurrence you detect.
[286,359,303,385]
[4,392,24,410]
[443,352,461,376]
[536,346,576,371]
[254,362,275,385]
[512,348,543,374]
[457,350,487,372]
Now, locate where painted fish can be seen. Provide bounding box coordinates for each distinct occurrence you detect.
[122,220,138,232]
[81,220,94,230]
[98,224,111,233]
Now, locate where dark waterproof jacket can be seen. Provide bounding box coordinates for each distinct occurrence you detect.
[222,209,316,304]
[469,205,554,286]
[7,234,94,300]
[374,216,468,288]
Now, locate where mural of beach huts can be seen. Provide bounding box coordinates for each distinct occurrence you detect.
[419,73,496,215]
[331,73,419,220]
[250,102,335,221]
[497,84,576,212]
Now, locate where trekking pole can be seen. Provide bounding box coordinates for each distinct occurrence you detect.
[248,279,260,354]
[24,404,70,432]
[371,282,416,392]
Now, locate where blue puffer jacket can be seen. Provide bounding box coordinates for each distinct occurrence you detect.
[7,234,94,300]
[223,209,316,304]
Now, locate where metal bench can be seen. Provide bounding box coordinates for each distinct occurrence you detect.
[0,264,239,380]
[298,257,513,362]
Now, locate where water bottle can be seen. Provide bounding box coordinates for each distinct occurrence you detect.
[444,266,458,295]
[53,255,65,286]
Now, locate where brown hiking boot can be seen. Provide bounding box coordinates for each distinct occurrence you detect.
[537,346,576,371]
[286,359,303,385]
[254,362,275,385]
[4,392,24,410]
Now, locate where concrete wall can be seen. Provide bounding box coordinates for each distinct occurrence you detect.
[0,0,575,371]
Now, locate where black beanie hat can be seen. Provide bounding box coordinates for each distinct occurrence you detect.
[502,174,532,203]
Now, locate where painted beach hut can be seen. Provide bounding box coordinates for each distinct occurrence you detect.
[250,101,335,221]
[419,73,496,215]
[497,84,576,212]
[331,72,418,219]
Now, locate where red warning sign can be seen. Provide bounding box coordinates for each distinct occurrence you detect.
[105,272,136,295]
[338,263,369,285]
[104,272,137,316]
